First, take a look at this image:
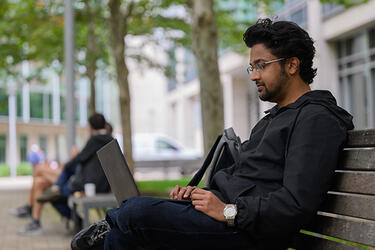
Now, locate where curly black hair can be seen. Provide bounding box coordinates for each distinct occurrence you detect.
[243,18,317,84]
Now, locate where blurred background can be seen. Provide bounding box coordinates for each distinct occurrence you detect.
[0,0,372,178]
[0,0,372,248]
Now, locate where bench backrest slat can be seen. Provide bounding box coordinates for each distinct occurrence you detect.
[305,213,375,246]
[347,129,375,147]
[331,171,375,195]
[340,149,375,170]
[321,192,375,221]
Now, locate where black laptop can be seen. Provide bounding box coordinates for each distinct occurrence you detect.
[97,139,191,206]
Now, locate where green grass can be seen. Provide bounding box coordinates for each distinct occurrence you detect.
[136,178,204,196]
[0,162,33,177]
[300,230,371,249]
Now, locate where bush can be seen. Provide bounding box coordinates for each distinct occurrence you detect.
[0,164,10,177]
[0,162,33,177]
[17,162,33,176]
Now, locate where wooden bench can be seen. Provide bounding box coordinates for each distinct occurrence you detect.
[68,193,117,233]
[293,129,375,249]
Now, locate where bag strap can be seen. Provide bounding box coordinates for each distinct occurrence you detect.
[188,134,222,187]
[188,127,241,187]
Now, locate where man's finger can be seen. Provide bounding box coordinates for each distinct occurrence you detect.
[183,186,196,198]
[177,187,187,200]
[190,193,206,201]
[191,188,207,195]
[191,199,205,206]
[169,185,181,199]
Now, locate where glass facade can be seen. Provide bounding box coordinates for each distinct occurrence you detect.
[0,135,6,163]
[272,0,308,28]
[39,135,47,157]
[336,28,375,129]
[0,88,8,116]
[19,135,27,162]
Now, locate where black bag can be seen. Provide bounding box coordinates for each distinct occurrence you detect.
[188,127,241,187]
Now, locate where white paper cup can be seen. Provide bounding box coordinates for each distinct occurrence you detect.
[84,183,96,197]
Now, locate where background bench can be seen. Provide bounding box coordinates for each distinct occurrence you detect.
[293,129,375,249]
[68,193,117,233]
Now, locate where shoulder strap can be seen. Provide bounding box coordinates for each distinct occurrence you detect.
[188,134,222,186]
[188,127,241,187]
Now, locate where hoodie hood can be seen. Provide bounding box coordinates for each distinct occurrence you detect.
[266,90,354,130]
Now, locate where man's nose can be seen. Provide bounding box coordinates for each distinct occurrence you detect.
[250,70,260,81]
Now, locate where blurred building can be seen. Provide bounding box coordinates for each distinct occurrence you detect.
[0,48,168,165]
[166,0,375,151]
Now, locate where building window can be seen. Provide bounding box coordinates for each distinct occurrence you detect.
[271,0,307,28]
[0,88,8,116]
[321,3,345,19]
[39,136,47,157]
[183,50,198,83]
[0,135,6,163]
[17,90,22,118]
[30,92,43,119]
[166,48,177,91]
[19,135,28,162]
[337,29,375,129]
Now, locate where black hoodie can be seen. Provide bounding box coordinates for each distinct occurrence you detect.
[209,90,354,250]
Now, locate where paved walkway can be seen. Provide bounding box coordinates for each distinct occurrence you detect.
[0,177,71,250]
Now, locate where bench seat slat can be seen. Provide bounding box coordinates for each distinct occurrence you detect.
[332,171,375,195]
[347,129,375,147]
[293,232,363,250]
[340,149,375,170]
[321,192,375,221]
[304,214,375,246]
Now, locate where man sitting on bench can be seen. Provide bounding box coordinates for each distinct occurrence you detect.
[71,18,354,250]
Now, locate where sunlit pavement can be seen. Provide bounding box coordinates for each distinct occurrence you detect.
[0,180,71,250]
[0,169,185,250]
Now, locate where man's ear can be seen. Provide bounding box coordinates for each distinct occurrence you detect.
[286,57,300,75]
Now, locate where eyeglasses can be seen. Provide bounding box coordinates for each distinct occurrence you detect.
[246,58,285,74]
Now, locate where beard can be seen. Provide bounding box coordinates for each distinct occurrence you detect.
[257,69,289,102]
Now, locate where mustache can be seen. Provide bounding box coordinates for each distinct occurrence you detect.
[255,82,265,87]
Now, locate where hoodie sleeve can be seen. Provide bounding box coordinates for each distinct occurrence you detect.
[235,108,348,238]
[63,136,98,171]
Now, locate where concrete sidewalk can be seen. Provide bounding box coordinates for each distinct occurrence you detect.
[0,177,71,250]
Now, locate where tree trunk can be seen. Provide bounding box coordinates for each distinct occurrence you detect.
[108,0,134,173]
[86,0,97,115]
[190,0,224,154]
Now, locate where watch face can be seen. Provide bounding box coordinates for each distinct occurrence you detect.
[225,207,236,217]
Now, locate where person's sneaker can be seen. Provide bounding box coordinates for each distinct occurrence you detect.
[8,205,32,218]
[71,220,110,250]
[17,221,42,235]
[37,185,62,203]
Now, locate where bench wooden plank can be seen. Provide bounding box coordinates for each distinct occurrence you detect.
[347,129,375,147]
[305,213,375,246]
[321,192,375,221]
[340,149,375,170]
[331,171,375,195]
[68,194,118,230]
[294,232,363,250]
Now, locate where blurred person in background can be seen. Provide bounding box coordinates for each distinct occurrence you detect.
[9,159,63,235]
[11,146,79,235]
[27,144,45,169]
[31,114,113,233]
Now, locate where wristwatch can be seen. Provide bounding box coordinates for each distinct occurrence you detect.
[223,204,237,227]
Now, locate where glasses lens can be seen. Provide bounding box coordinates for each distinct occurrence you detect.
[247,66,253,74]
[255,63,264,71]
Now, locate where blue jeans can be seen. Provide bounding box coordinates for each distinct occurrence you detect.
[103,196,255,250]
[51,165,77,219]
[55,164,77,197]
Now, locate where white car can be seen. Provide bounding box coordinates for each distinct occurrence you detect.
[132,133,202,161]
